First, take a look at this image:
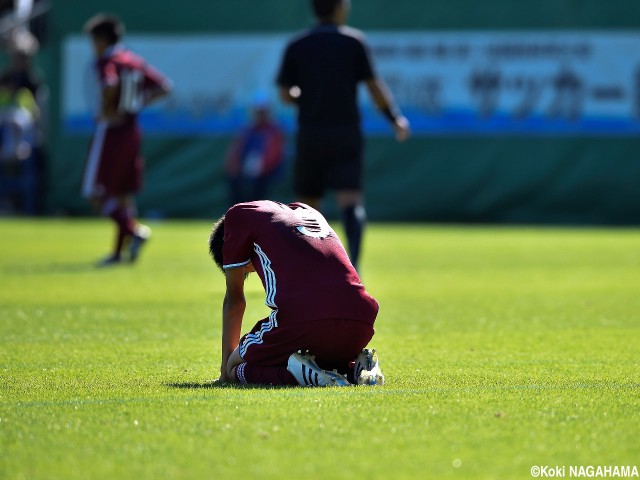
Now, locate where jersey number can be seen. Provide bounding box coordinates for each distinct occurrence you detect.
[294,208,331,239]
[119,69,144,114]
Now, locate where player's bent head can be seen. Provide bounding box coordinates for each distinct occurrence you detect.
[208,216,225,273]
[83,13,125,45]
[312,0,344,19]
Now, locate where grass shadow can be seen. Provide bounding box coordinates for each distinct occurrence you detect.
[166,381,294,390]
[5,262,96,275]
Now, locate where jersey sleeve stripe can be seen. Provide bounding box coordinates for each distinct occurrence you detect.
[254,243,277,308]
[222,259,251,270]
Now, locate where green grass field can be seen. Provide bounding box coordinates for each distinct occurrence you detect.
[1,219,638,479]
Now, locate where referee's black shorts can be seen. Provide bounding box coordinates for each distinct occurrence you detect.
[294,125,364,198]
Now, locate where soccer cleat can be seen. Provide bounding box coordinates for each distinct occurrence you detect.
[129,224,151,263]
[354,348,385,386]
[287,351,350,387]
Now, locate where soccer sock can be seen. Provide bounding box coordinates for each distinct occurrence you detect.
[106,205,136,257]
[342,204,366,271]
[236,363,298,386]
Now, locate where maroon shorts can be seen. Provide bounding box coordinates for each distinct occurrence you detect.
[239,316,374,373]
[81,121,143,199]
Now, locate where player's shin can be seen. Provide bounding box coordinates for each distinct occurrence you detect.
[342,204,366,271]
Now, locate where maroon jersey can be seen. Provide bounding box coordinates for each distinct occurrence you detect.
[82,45,170,198]
[223,201,379,326]
[95,44,170,119]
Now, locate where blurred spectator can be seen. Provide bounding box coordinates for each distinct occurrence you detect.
[0,71,37,160]
[0,66,39,213]
[223,94,285,206]
[0,0,46,55]
[4,47,43,97]
[0,0,47,215]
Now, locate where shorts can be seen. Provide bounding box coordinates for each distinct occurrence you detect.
[81,121,143,199]
[239,316,374,373]
[294,125,364,198]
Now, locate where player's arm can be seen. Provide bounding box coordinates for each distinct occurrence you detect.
[219,266,247,382]
[142,65,173,108]
[143,79,172,107]
[276,44,298,106]
[144,87,170,107]
[365,77,410,142]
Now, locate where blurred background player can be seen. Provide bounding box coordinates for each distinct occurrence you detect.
[223,93,285,206]
[81,13,172,266]
[276,0,410,272]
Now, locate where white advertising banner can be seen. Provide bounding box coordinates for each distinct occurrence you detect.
[63,31,640,136]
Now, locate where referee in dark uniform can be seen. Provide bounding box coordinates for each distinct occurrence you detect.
[276,0,409,272]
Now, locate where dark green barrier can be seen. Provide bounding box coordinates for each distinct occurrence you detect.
[40,0,640,223]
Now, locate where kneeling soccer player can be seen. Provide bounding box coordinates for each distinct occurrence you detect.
[208,200,384,386]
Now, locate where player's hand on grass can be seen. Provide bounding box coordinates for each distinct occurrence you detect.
[218,366,231,383]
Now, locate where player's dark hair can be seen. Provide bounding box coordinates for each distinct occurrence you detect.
[312,0,342,19]
[208,216,225,273]
[83,13,124,45]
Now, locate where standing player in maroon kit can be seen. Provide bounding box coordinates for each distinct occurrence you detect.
[208,200,385,386]
[81,14,172,266]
